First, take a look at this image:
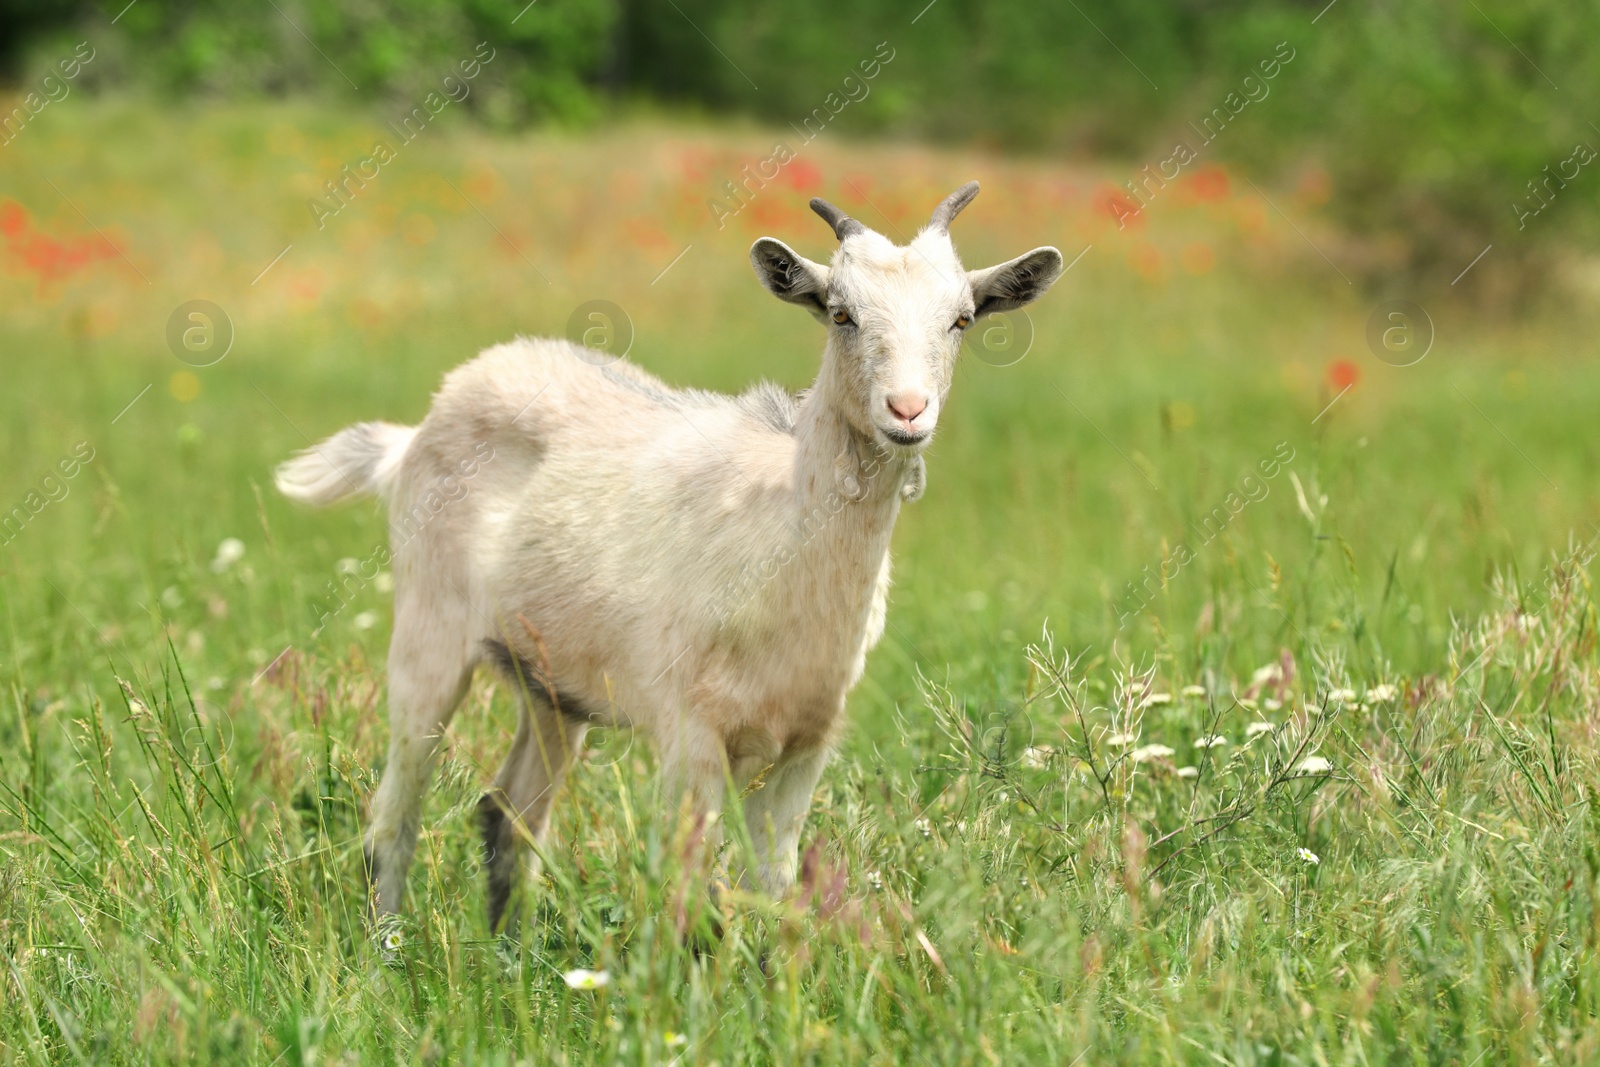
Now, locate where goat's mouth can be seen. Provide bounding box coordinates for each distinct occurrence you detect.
[877,426,932,450]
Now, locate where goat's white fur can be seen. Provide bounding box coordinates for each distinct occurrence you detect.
[275,183,1062,928]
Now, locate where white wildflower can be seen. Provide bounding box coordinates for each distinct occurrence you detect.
[866,871,883,890]
[374,571,394,594]
[1327,688,1357,704]
[336,557,360,575]
[1194,734,1228,749]
[1130,744,1174,763]
[1245,721,1276,738]
[354,610,379,631]
[1181,685,1206,698]
[1296,755,1333,774]
[210,537,246,573]
[1176,766,1200,778]
[1236,697,1259,710]
[1251,665,1280,685]
[1106,731,1137,747]
[1141,692,1173,707]
[563,968,610,990]
[1296,847,1320,865]
[381,929,403,952]
[1367,684,1398,703]
[914,817,932,839]
[1263,698,1283,711]
[1022,745,1054,769]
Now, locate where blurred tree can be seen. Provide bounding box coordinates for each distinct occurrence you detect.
[0,0,619,123]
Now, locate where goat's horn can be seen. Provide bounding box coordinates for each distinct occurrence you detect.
[810,197,866,240]
[928,180,980,232]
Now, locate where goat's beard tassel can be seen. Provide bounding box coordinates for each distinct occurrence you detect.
[900,458,926,503]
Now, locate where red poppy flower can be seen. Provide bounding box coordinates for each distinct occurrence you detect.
[1326,359,1360,391]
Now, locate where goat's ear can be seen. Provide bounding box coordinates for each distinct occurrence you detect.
[750,238,830,319]
[967,247,1064,318]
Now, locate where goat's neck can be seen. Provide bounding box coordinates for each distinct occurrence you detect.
[785,355,913,576]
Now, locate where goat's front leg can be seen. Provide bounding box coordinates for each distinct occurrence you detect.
[739,748,827,894]
[657,722,729,876]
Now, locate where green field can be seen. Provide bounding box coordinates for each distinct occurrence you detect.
[4,102,1600,1063]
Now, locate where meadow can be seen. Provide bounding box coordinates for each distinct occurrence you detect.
[3,100,1600,1063]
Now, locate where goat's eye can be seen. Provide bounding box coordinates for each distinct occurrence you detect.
[954,313,973,330]
[832,309,852,326]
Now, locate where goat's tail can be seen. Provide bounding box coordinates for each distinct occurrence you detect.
[274,421,416,507]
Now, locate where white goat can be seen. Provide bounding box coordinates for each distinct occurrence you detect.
[276,182,1063,929]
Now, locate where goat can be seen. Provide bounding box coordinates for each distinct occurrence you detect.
[275,182,1063,930]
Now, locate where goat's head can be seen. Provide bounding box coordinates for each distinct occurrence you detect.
[750,181,1063,453]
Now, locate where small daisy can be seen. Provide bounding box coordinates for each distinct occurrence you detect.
[1176,766,1200,778]
[563,968,611,990]
[1245,721,1276,738]
[1296,847,1320,865]
[1130,743,1174,763]
[210,537,246,573]
[1181,685,1206,698]
[1194,734,1228,749]
[1296,755,1332,774]
[866,871,884,890]
[381,929,403,952]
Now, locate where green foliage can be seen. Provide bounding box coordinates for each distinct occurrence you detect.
[620,0,1600,287]
[6,2,1600,284]
[16,0,620,124]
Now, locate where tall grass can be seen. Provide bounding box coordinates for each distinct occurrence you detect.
[6,554,1600,1062]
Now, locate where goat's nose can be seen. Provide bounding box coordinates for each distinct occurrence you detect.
[886,393,929,424]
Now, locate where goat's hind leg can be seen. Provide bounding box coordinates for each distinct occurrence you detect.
[478,657,588,933]
[366,625,474,922]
